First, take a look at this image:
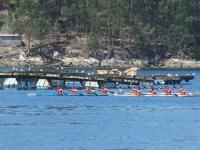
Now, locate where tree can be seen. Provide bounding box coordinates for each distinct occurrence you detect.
[85,32,97,53]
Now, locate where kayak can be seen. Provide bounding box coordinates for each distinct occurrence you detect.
[65,90,81,96]
[27,92,199,97]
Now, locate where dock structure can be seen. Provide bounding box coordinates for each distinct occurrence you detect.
[0,67,194,89]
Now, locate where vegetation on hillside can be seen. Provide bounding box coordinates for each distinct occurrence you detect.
[1,0,200,63]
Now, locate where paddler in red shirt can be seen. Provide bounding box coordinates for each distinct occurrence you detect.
[134,87,142,96]
[178,87,186,96]
[148,87,157,96]
[163,86,172,96]
[86,88,93,94]
[133,87,138,96]
[71,87,78,94]
[56,87,64,96]
[101,87,108,94]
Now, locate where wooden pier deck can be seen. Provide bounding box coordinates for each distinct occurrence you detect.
[0,67,194,89]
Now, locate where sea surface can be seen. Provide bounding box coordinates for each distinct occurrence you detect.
[0,69,200,150]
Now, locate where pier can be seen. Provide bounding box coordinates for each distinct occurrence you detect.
[0,67,194,89]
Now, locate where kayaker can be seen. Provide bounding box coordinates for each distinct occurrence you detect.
[86,88,93,94]
[178,87,186,96]
[56,87,64,96]
[133,87,138,95]
[167,87,172,95]
[163,86,172,95]
[135,87,142,96]
[101,87,108,94]
[148,87,157,96]
[71,87,78,94]
[163,86,168,95]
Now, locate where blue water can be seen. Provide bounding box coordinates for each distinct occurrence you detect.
[0,69,200,150]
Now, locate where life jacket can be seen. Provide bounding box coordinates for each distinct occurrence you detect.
[86,89,93,94]
[101,88,108,94]
[149,89,156,95]
[133,89,137,95]
[179,89,186,96]
[136,89,142,96]
[57,88,63,95]
[166,89,172,95]
[71,88,78,94]
[163,88,168,95]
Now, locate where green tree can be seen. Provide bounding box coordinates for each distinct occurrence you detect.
[85,33,97,52]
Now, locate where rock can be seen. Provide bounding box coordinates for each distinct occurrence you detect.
[53,51,60,59]
[162,59,200,68]
[19,52,27,61]
[61,57,99,67]
[100,58,126,67]
[69,49,85,57]
[132,59,147,68]
[28,56,44,65]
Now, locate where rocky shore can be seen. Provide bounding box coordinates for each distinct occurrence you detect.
[1,53,200,69]
[0,45,200,68]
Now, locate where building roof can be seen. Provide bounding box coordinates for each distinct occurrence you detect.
[0,34,21,36]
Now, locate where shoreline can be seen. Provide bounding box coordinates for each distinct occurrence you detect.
[0,46,200,69]
[0,65,199,70]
